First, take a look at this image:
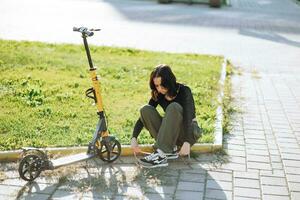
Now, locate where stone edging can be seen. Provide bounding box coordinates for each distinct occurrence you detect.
[0,58,227,161]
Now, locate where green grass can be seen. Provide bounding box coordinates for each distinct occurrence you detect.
[222,61,236,135]
[0,39,224,150]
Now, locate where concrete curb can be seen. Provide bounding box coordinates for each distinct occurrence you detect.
[0,58,227,162]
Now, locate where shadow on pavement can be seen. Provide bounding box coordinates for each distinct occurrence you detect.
[239,28,300,48]
[1,154,231,199]
[100,0,300,34]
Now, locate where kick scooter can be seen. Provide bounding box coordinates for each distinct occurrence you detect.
[18,27,122,182]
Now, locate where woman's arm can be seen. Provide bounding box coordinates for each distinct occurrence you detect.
[132,119,143,139]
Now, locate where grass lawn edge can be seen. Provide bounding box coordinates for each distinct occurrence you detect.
[0,58,228,161]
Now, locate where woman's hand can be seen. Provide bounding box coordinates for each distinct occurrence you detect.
[179,142,190,156]
[131,137,141,154]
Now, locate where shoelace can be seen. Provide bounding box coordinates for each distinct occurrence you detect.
[133,151,150,159]
[134,151,151,167]
[179,154,191,165]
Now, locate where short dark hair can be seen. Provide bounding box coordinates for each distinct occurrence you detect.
[149,64,177,100]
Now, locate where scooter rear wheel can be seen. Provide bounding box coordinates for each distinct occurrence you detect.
[19,154,43,181]
[99,138,121,162]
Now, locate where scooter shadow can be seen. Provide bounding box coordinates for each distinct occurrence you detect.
[15,159,127,199]
[16,153,230,199]
[14,158,156,199]
[15,157,181,199]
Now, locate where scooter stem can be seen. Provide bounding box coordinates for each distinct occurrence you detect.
[90,68,104,113]
[82,35,94,69]
[82,34,104,114]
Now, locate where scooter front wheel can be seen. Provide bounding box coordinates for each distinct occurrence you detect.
[19,154,43,181]
[99,137,121,162]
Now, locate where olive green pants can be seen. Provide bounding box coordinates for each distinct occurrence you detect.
[139,102,184,153]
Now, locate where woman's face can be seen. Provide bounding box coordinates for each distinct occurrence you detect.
[153,77,168,95]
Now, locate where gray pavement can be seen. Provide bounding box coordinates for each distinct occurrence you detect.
[1,0,300,199]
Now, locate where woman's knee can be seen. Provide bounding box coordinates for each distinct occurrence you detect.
[166,102,183,114]
[140,105,156,116]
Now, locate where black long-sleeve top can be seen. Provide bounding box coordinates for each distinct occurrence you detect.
[132,83,197,145]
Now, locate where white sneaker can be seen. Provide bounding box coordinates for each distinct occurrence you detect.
[139,150,168,168]
[165,146,178,160]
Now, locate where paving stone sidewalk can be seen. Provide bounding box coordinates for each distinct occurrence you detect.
[1,0,300,199]
[0,154,228,200]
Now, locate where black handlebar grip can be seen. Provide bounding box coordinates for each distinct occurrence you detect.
[85,31,94,37]
[73,27,80,32]
[90,28,101,31]
[73,27,94,37]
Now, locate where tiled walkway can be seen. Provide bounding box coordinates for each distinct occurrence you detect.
[222,72,300,199]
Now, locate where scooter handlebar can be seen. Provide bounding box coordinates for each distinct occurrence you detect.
[73,27,100,37]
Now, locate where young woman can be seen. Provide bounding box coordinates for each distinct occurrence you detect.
[131,64,202,168]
